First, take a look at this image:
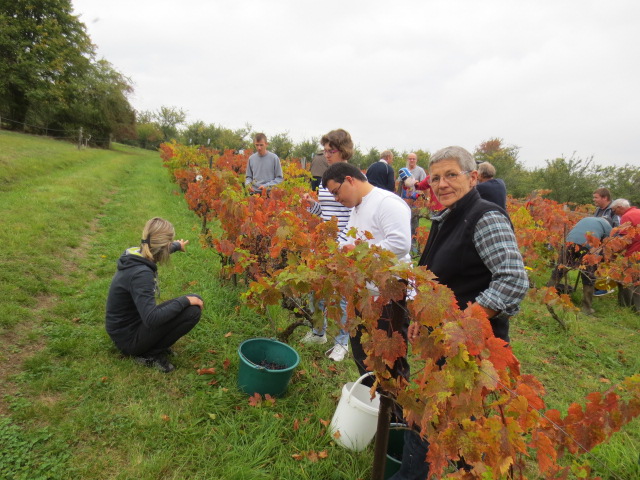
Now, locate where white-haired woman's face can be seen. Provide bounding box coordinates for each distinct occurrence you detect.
[429,159,477,208]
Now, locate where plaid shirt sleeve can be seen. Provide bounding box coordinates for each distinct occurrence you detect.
[473,211,529,316]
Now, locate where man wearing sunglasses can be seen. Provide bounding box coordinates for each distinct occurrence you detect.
[321,162,412,388]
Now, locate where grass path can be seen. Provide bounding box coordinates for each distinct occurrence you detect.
[0,132,369,479]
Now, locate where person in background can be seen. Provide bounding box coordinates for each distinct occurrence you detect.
[475,161,507,209]
[397,153,427,256]
[322,162,412,386]
[105,217,204,373]
[309,148,328,191]
[610,198,640,312]
[390,146,528,480]
[366,150,396,192]
[547,216,612,314]
[593,188,619,227]
[245,133,283,194]
[413,174,443,213]
[300,129,353,361]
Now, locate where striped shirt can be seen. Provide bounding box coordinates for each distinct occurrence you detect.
[432,209,529,316]
[308,184,353,239]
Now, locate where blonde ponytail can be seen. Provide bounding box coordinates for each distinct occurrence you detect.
[140,217,175,264]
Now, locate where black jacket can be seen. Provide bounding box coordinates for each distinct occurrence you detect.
[105,247,191,349]
[418,189,512,341]
[366,161,395,192]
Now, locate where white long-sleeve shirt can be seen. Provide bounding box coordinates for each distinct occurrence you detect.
[340,187,412,263]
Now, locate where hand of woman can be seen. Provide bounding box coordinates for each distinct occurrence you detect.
[176,239,189,251]
[301,193,315,206]
[187,295,204,309]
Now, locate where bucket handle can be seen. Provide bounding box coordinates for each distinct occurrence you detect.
[347,372,375,400]
[238,337,281,371]
[238,349,265,370]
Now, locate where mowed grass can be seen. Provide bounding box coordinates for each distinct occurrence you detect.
[0,130,638,479]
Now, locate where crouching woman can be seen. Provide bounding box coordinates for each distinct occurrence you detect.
[105,217,204,373]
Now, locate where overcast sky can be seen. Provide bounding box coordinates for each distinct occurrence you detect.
[72,0,639,169]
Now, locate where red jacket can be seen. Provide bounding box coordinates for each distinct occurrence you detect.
[415,176,443,211]
[620,206,640,256]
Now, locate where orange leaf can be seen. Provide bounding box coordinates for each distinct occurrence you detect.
[224,331,233,337]
[248,393,262,407]
[197,367,216,375]
[293,419,300,431]
[160,414,170,422]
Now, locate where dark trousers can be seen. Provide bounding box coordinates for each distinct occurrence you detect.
[350,299,410,388]
[118,303,201,356]
[388,429,430,480]
[548,243,596,288]
[618,284,640,312]
[350,299,409,424]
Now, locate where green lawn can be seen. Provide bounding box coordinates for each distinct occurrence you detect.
[0,130,638,479]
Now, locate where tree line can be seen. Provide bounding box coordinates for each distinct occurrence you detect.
[2,1,638,206]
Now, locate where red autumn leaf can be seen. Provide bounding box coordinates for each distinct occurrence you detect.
[248,393,262,407]
[222,358,231,370]
[160,414,170,422]
[293,419,300,431]
[318,418,329,427]
[197,367,216,375]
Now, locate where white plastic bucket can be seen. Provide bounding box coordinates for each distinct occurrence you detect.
[329,372,381,451]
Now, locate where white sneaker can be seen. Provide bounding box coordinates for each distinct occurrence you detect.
[326,344,348,362]
[301,330,327,344]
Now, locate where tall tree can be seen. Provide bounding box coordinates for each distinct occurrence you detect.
[291,137,320,163]
[268,132,294,159]
[533,155,599,205]
[157,106,186,141]
[0,0,94,126]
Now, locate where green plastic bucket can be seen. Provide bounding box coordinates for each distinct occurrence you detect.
[384,423,406,479]
[237,338,300,397]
